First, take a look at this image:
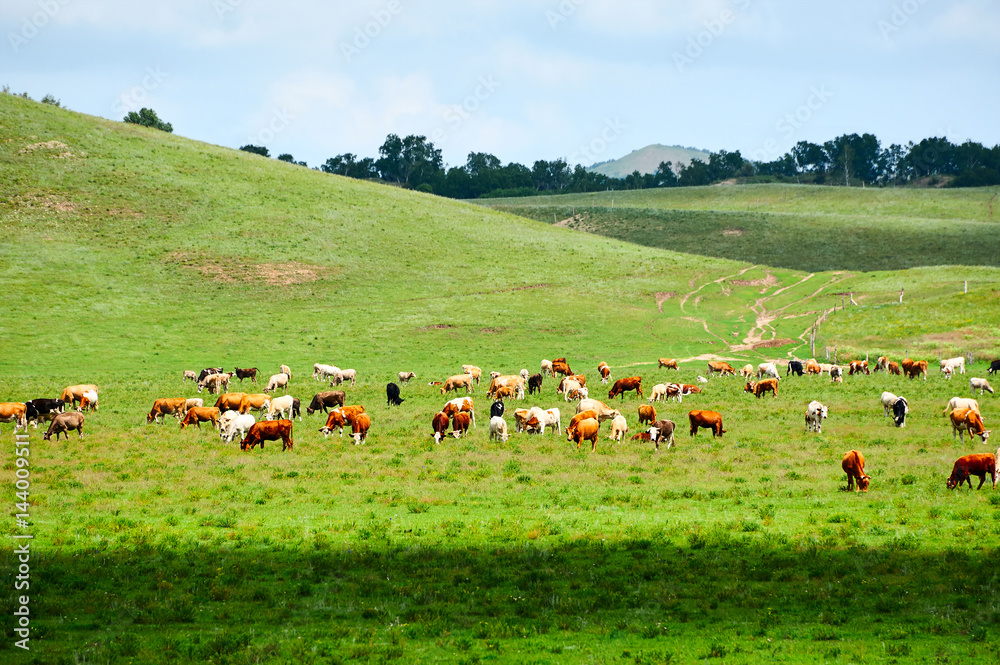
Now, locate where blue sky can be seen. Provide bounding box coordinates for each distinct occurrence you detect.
[2,0,998,169]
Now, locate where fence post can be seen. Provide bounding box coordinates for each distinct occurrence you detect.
[964,280,968,294]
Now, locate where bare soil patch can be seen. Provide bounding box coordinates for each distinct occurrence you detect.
[10,192,76,213]
[722,229,743,236]
[166,252,331,285]
[19,140,77,158]
[730,273,778,287]
[655,291,677,313]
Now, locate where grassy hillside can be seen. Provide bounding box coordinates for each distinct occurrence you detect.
[4,93,1000,663]
[589,144,710,177]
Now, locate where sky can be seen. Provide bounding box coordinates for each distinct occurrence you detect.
[2,0,998,170]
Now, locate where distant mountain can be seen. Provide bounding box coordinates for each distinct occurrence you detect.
[588,144,711,177]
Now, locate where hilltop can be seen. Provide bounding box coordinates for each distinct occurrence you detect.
[588,143,710,177]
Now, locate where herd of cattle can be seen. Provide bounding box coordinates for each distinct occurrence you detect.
[3,355,999,491]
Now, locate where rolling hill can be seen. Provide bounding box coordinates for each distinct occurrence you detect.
[588,143,710,176]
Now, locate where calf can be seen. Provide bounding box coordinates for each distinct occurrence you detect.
[637,404,656,426]
[432,412,450,443]
[198,372,231,394]
[527,373,543,395]
[386,382,404,406]
[631,432,652,442]
[740,364,754,379]
[947,453,997,490]
[971,378,994,396]
[949,407,991,444]
[489,416,509,442]
[398,371,416,385]
[241,420,293,451]
[306,391,345,414]
[647,419,676,451]
[805,400,828,433]
[829,366,843,383]
[597,362,611,384]
[842,450,870,492]
[688,410,725,438]
[608,377,643,400]
[233,367,258,384]
[351,413,371,444]
[180,406,221,429]
[451,411,471,438]
[43,411,85,440]
[607,414,629,442]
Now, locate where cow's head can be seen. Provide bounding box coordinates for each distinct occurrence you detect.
[979,430,992,443]
[744,382,755,393]
[858,475,871,491]
[947,476,959,490]
[647,427,659,442]
[318,426,332,437]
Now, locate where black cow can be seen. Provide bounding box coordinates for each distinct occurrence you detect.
[198,367,223,382]
[25,399,65,427]
[386,383,404,406]
[233,367,258,384]
[892,396,908,428]
[490,400,505,418]
[527,373,543,395]
[989,360,1000,376]
[306,391,345,415]
[291,398,301,420]
[787,360,804,376]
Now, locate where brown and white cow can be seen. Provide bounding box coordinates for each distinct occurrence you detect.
[658,358,679,370]
[842,450,870,492]
[688,410,725,437]
[551,359,573,377]
[873,356,889,373]
[319,405,366,437]
[608,377,643,400]
[947,453,997,490]
[597,362,611,384]
[707,361,736,377]
[443,397,476,427]
[0,402,27,433]
[146,398,188,424]
[904,360,928,381]
[241,420,293,451]
[804,360,822,376]
[432,411,450,443]
[744,378,778,398]
[351,413,371,444]
[647,419,676,451]
[60,384,98,409]
[451,411,471,438]
[949,407,991,444]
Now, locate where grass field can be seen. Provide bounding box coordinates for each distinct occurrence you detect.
[3,94,1000,663]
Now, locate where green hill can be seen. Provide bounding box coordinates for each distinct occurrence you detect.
[589,143,710,177]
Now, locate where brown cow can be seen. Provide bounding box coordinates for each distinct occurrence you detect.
[441,374,474,395]
[805,360,822,376]
[451,411,471,438]
[689,410,725,437]
[947,453,997,490]
[608,377,643,400]
[744,379,778,398]
[146,398,188,424]
[566,409,599,436]
[351,413,372,444]
[319,405,366,436]
[648,419,676,451]
[432,411,450,443]
[494,385,517,401]
[904,359,928,381]
[887,361,901,375]
[842,450,870,492]
[306,391,346,415]
[552,360,573,377]
[442,397,476,427]
[180,406,221,430]
[238,393,270,415]
[637,404,656,425]
[707,361,735,377]
[569,417,600,451]
[215,392,248,412]
[658,358,678,370]
[60,384,98,409]
[0,402,27,433]
[597,362,611,384]
[949,407,992,444]
[873,356,889,373]
[233,367,258,384]
[631,432,651,442]
[241,420,293,451]
[43,412,85,440]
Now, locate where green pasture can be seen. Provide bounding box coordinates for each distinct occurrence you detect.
[2,93,1000,662]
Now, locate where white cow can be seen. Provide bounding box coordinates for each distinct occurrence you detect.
[944,396,980,415]
[226,413,256,443]
[607,414,629,442]
[184,397,203,412]
[489,416,509,442]
[540,360,553,377]
[561,379,583,402]
[971,378,994,395]
[313,364,340,382]
[740,364,755,379]
[941,356,966,376]
[338,369,357,386]
[218,409,239,440]
[648,383,668,403]
[520,369,530,384]
[881,391,900,417]
[805,400,828,433]
[264,373,290,394]
[398,371,415,385]
[267,394,296,420]
[757,362,780,380]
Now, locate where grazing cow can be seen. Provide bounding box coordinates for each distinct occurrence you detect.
[566,409,599,434]
[658,358,679,370]
[183,370,198,383]
[901,358,927,380]
[218,410,239,441]
[280,365,292,378]
[487,375,524,400]
[527,373,544,395]
[398,371,416,385]
[24,399,65,428]
[744,379,778,398]
[0,402,27,433]
[740,364,755,379]
[607,414,629,442]
[648,383,669,403]
[551,360,573,377]
[676,384,702,401]
[561,379,583,401]
[942,365,955,380]
[805,400,829,433]
[146,398,188,424]
[336,369,357,387]
[597,362,611,384]
[494,385,518,401]
[443,397,476,427]
[386,383,404,406]
[60,384,98,409]
[631,432,652,442]
[432,412,450,443]
[873,356,889,373]
[757,363,780,380]
[223,413,255,444]
[238,393,271,415]
[490,400,505,419]
[941,357,966,376]
[264,373,290,394]
[215,392,248,413]
[848,360,870,376]
[462,365,483,386]
[514,408,532,433]
[892,396,909,428]
[43,411,85,440]
[609,377,643,400]
[944,396,980,416]
[306,391,345,415]
[971,378,994,396]
[947,453,997,490]
[989,360,1000,376]
[576,399,621,422]
[880,392,901,417]
[540,359,554,377]
[527,407,561,435]
[949,407,991,444]
[829,366,843,383]
[842,450,870,492]
[647,419,676,451]
[638,404,656,426]
[441,374,475,395]
[688,410,725,438]
[314,364,340,382]
[319,406,365,437]
[233,367,258,384]
[887,361,901,375]
[79,390,99,412]
[489,416,509,442]
[241,420,293,451]
[184,397,203,412]
[451,411,471,438]
[804,360,822,376]
[201,372,233,395]
[266,395,297,421]
[707,361,735,376]
[198,367,223,382]
[568,418,601,451]
[787,360,804,376]
[180,407,221,430]
[351,413,371,444]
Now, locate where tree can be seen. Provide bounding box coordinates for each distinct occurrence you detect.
[375,134,442,185]
[791,141,828,173]
[40,94,61,107]
[240,144,270,158]
[123,107,173,132]
[678,158,712,186]
[653,161,678,187]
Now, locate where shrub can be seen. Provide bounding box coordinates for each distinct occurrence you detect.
[123,107,173,132]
